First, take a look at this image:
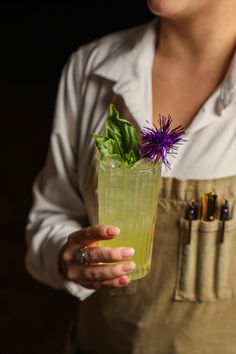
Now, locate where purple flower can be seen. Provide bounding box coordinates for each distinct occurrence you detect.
[140,115,186,168]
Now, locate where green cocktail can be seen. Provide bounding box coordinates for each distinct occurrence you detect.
[94,104,185,279]
[98,157,161,280]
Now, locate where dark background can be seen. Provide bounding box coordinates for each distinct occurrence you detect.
[0,2,153,353]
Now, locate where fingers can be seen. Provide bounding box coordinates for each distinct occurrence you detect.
[70,225,120,247]
[66,261,136,286]
[80,262,136,281]
[84,246,135,263]
[59,225,137,290]
[61,225,122,263]
[79,276,131,289]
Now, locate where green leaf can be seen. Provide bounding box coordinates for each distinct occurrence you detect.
[109,104,119,118]
[124,150,137,166]
[120,119,140,161]
[92,134,119,157]
[105,114,125,157]
[106,104,140,163]
[92,104,140,166]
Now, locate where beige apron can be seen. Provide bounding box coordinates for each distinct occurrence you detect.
[69,175,236,354]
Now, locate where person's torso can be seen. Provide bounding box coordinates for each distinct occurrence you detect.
[67,19,236,353]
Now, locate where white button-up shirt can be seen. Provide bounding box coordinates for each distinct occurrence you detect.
[25,18,236,300]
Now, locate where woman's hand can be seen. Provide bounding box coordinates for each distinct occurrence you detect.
[59,224,135,289]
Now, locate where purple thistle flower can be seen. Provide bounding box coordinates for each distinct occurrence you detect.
[140,115,186,168]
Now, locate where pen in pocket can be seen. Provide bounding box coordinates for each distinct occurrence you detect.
[185,194,230,244]
[219,200,229,243]
[202,192,218,221]
[186,200,198,244]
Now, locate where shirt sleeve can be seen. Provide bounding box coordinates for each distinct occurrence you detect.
[25,51,95,301]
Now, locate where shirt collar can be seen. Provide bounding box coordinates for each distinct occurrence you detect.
[187,48,236,134]
[215,48,236,115]
[94,18,158,83]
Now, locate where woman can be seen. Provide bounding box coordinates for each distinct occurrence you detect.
[26,1,236,353]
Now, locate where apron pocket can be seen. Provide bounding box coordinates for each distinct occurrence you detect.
[175,219,200,302]
[215,220,235,300]
[174,218,235,302]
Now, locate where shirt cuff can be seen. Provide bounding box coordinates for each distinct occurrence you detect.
[61,277,95,300]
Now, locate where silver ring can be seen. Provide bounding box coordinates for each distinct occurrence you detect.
[75,247,88,265]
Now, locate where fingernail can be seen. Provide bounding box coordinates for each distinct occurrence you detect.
[121,248,135,258]
[106,226,120,236]
[123,262,136,272]
[119,276,130,285]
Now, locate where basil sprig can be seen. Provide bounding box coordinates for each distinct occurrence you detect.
[93,104,140,166]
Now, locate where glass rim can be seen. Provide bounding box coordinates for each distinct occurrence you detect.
[98,158,162,175]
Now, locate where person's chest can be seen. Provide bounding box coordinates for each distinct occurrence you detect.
[151,54,228,130]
